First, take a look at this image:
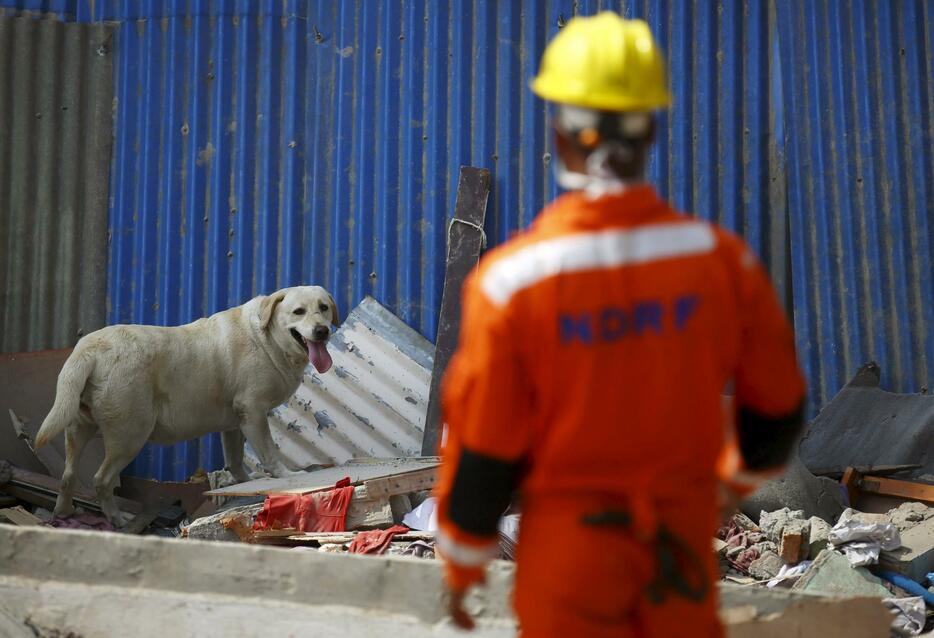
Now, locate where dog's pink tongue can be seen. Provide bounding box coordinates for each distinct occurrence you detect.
[308,341,333,374]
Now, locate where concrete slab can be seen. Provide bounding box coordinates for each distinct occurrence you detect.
[880,516,934,582]
[0,525,894,638]
[0,523,514,632]
[792,549,891,598]
[721,589,890,638]
[0,577,513,638]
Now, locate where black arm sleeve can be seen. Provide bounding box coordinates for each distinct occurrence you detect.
[447,447,522,537]
[737,400,806,471]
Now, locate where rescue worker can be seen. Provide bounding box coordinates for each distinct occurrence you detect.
[433,12,806,638]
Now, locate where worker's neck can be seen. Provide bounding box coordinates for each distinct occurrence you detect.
[556,166,645,200]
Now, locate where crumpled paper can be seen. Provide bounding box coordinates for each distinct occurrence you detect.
[402,496,438,531]
[766,560,813,588]
[828,508,900,566]
[883,597,926,636]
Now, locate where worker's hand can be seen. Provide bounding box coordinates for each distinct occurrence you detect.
[447,587,476,631]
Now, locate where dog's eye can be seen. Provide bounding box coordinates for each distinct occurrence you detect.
[319,304,329,312]
[293,308,306,316]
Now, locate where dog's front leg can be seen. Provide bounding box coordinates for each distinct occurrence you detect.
[221,429,251,483]
[237,409,296,478]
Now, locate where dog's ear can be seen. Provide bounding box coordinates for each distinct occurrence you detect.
[327,293,340,326]
[259,291,286,330]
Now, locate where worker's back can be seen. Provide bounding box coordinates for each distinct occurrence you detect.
[443,185,802,501]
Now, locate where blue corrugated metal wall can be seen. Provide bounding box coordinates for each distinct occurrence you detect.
[776,0,934,411]
[2,0,930,479]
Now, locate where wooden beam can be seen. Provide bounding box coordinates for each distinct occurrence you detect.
[841,467,934,506]
[0,506,43,526]
[421,167,491,455]
[361,466,437,500]
[857,475,934,505]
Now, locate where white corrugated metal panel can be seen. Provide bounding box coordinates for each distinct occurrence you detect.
[267,296,434,467]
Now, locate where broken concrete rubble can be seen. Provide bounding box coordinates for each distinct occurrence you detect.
[749,551,785,580]
[888,502,934,532]
[185,503,260,542]
[792,549,892,598]
[808,516,832,559]
[759,507,806,543]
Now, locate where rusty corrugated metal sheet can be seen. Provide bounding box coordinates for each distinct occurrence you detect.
[776,0,934,412]
[0,15,113,353]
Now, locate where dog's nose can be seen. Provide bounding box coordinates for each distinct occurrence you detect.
[313,326,330,341]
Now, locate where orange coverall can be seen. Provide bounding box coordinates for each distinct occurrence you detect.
[435,185,805,637]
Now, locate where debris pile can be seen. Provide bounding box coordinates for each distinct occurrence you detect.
[181,457,518,563]
[718,498,934,635]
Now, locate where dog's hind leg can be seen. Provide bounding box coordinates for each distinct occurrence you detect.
[53,420,96,518]
[93,416,154,526]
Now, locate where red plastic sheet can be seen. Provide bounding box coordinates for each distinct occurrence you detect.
[253,478,354,533]
[348,524,410,555]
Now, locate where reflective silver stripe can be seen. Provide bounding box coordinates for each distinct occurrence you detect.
[480,222,716,306]
[436,528,499,567]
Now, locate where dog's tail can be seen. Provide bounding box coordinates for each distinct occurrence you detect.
[35,352,94,448]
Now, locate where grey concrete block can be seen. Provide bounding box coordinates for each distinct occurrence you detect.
[185,503,262,542]
[749,551,784,580]
[792,549,891,598]
[879,516,934,583]
[808,516,832,560]
[759,507,806,543]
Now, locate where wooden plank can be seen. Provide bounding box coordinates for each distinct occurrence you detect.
[812,464,922,480]
[421,167,491,455]
[203,458,440,497]
[857,475,934,505]
[362,466,437,499]
[0,506,43,526]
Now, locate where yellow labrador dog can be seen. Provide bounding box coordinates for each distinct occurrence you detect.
[35,286,338,524]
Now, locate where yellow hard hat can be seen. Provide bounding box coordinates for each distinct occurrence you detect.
[530,12,671,112]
